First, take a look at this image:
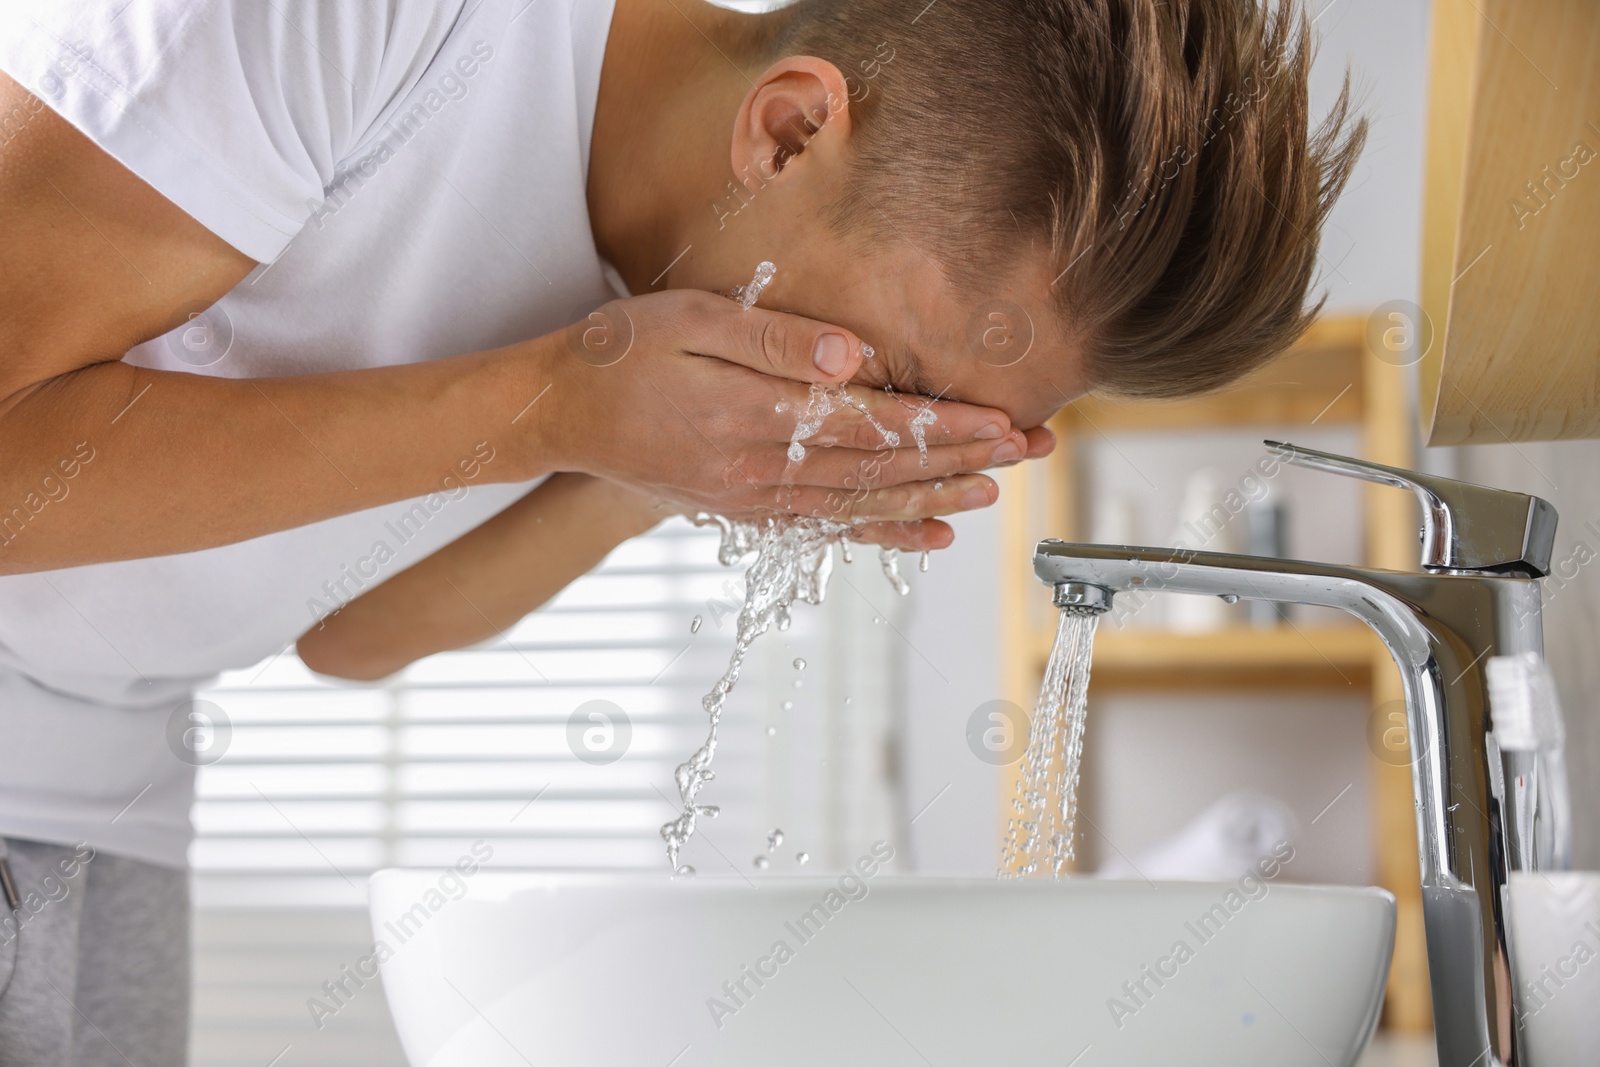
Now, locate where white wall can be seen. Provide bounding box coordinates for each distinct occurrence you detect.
[1311,0,1431,312]
[901,507,1007,872]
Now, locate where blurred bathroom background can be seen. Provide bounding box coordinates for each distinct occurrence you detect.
[182,1,1597,1064]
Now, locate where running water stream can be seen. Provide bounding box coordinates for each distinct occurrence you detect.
[999,607,1100,878]
[659,261,933,873]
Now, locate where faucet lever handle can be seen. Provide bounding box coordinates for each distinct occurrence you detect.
[1265,440,1558,577]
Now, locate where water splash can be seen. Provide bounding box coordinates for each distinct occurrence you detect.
[835,391,900,447]
[660,257,911,872]
[786,385,900,464]
[786,384,841,464]
[918,550,930,573]
[999,608,1100,879]
[907,402,938,466]
[733,261,776,311]
[661,514,856,871]
[658,507,920,870]
[883,385,938,467]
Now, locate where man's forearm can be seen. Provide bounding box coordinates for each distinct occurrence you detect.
[296,473,665,680]
[0,340,554,574]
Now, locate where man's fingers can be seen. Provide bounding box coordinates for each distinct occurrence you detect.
[840,473,999,523]
[756,472,998,525]
[783,432,1028,490]
[772,424,1050,491]
[850,519,956,552]
[795,386,1013,450]
[1021,425,1055,460]
[679,291,867,384]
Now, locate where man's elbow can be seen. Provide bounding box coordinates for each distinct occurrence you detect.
[296,628,405,683]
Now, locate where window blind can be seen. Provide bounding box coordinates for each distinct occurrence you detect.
[191,516,907,906]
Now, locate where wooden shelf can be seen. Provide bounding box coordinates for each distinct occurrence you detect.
[1063,624,1376,691]
[1057,316,1366,435]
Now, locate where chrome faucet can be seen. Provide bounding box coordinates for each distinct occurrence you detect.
[1033,441,1565,1067]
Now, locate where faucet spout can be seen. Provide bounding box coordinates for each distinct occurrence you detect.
[1033,537,1545,1067]
[1050,580,1113,615]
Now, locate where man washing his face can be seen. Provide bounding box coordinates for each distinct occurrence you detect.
[0,0,1361,1060]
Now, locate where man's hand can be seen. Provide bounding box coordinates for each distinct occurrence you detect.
[531,289,1045,535]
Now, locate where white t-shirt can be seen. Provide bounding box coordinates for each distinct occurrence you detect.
[0,0,619,866]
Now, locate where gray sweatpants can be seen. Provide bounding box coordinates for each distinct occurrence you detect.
[0,837,189,1067]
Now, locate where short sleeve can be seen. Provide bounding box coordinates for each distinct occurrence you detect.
[0,0,465,261]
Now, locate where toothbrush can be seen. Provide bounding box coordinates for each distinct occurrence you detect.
[1486,652,1573,871]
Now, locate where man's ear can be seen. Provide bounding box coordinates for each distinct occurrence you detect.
[730,56,854,183]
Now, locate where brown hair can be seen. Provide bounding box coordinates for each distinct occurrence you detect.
[766,0,1368,399]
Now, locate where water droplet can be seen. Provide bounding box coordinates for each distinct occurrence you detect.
[690,614,703,633]
[906,402,938,467]
[919,550,930,573]
[781,700,793,711]
[873,615,883,624]
[796,851,810,865]
[754,855,770,870]
[675,865,696,877]
[766,725,777,736]
[1219,593,1240,605]
[793,657,807,670]
[844,696,852,706]
[737,261,777,311]
[934,480,944,490]
[767,828,784,851]
[879,547,910,595]
[861,343,876,359]
[792,678,803,689]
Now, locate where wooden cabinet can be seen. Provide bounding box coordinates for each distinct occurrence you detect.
[1419,0,1600,444]
[997,316,1433,1030]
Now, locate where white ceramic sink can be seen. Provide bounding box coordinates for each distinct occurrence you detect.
[370,869,1393,1066]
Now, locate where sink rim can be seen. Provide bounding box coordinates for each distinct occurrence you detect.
[369,867,1399,903]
